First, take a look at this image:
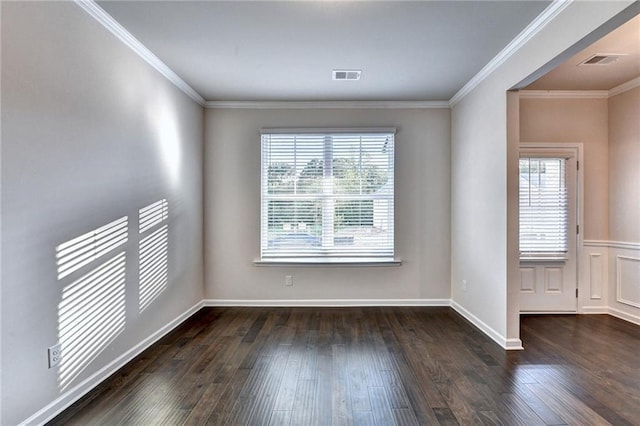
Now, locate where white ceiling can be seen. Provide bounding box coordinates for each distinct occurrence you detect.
[97,0,551,102]
[526,14,640,91]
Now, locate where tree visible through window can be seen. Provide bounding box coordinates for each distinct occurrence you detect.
[261,130,395,259]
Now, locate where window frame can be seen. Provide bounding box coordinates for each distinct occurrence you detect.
[259,128,399,265]
[518,143,582,265]
[518,156,569,258]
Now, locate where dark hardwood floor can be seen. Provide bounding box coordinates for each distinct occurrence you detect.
[49,307,640,425]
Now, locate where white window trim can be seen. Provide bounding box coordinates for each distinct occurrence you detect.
[518,156,569,256]
[260,128,399,265]
[518,143,584,268]
[261,127,397,135]
[254,257,402,266]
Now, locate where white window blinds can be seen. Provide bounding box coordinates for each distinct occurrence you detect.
[519,157,568,256]
[261,129,395,259]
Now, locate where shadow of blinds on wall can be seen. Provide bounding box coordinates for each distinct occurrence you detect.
[55,216,128,390]
[138,199,169,312]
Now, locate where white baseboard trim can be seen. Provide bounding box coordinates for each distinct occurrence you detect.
[203,298,451,307]
[608,307,640,325]
[450,301,523,350]
[22,300,204,426]
[504,338,525,350]
[581,306,609,314]
[583,306,639,325]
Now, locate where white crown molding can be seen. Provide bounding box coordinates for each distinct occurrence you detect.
[205,100,450,110]
[609,76,640,97]
[74,0,205,106]
[20,300,203,426]
[519,90,609,99]
[520,76,640,99]
[449,0,573,107]
[203,298,451,307]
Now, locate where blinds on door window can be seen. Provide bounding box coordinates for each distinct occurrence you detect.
[519,157,568,256]
[261,129,395,259]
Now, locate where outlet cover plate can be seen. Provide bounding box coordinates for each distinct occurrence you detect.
[48,344,62,368]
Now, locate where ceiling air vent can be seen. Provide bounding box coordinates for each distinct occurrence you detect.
[579,53,627,66]
[333,69,361,81]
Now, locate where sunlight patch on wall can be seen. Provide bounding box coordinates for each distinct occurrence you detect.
[139,200,169,312]
[147,99,181,189]
[139,198,168,233]
[58,253,126,390]
[56,217,129,390]
[56,216,128,279]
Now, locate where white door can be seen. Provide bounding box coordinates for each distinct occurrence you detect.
[519,148,579,312]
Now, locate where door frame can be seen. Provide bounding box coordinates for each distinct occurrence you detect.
[518,142,584,313]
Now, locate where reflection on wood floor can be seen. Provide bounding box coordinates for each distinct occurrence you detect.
[49,307,640,425]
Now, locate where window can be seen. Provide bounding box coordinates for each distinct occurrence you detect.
[519,157,568,258]
[261,128,395,260]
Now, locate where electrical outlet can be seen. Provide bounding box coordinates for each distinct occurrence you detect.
[285,275,293,286]
[462,280,468,292]
[48,344,62,368]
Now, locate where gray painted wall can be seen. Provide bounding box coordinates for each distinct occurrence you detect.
[1,0,636,423]
[204,108,451,302]
[451,0,634,347]
[1,3,204,424]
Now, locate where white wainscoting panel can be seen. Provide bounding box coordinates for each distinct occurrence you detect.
[616,255,640,308]
[589,253,603,299]
[609,243,640,325]
[582,242,609,310]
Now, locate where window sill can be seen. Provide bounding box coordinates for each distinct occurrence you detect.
[254,257,402,267]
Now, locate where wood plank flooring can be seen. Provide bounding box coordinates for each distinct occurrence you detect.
[48,308,640,425]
